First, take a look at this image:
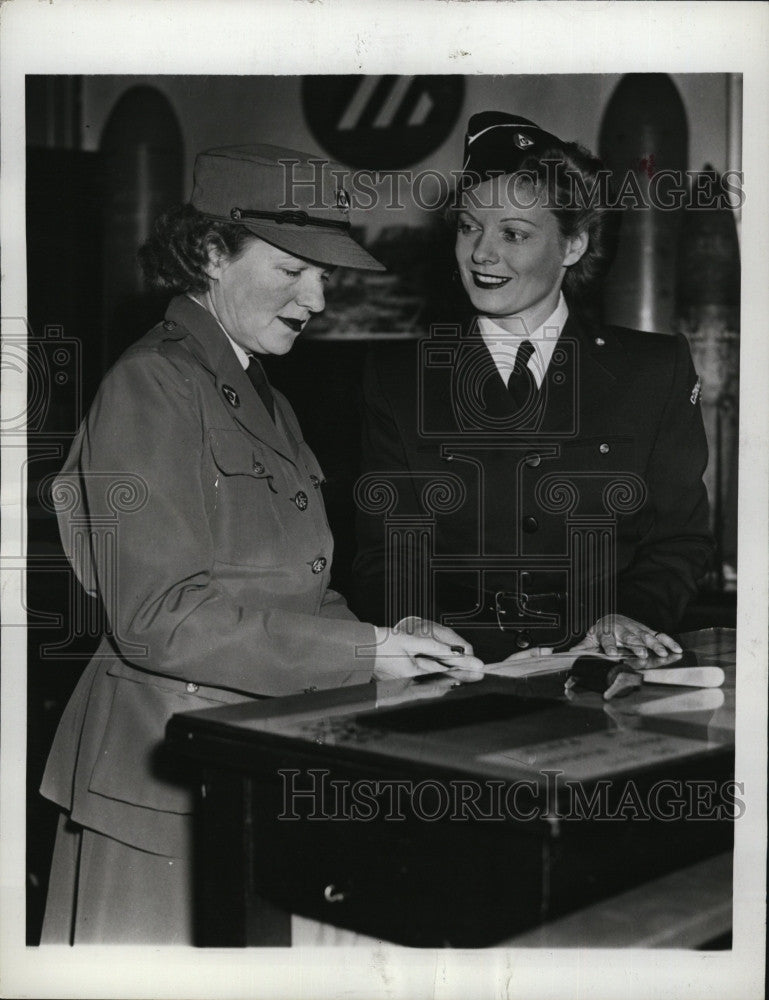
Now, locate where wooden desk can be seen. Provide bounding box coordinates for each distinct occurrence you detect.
[166,629,736,948]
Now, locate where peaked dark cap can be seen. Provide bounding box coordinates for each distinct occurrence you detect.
[191,144,384,271]
[460,112,564,189]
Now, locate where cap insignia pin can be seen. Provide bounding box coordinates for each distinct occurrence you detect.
[514,133,535,149]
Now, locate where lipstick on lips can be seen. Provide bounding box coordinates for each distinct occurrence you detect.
[471,272,511,290]
[278,316,305,333]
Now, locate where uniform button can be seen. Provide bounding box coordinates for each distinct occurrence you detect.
[515,632,532,649]
[524,452,541,468]
[310,475,321,489]
[253,460,265,474]
[311,557,327,574]
[599,443,610,454]
[163,320,177,331]
[594,337,605,346]
[522,516,539,533]
[293,491,308,511]
[185,682,199,693]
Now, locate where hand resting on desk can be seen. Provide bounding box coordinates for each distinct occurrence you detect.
[373,645,590,710]
[372,646,544,709]
[372,617,484,681]
[571,614,682,660]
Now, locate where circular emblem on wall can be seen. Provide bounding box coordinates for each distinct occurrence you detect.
[301,75,465,171]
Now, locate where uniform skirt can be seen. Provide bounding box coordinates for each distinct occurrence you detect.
[41,812,194,945]
[41,812,384,946]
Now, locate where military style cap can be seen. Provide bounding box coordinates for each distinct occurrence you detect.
[191,144,384,271]
[461,112,564,188]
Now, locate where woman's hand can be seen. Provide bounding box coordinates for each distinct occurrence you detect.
[372,618,484,681]
[393,616,479,651]
[570,614,682,660]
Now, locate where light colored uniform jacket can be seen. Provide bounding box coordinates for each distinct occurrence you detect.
[41,295,375,857]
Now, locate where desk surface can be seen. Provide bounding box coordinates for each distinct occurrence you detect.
[173,628,735,790]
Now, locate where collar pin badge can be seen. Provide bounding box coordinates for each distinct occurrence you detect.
[222,384,240,408]
[336,187,351,211]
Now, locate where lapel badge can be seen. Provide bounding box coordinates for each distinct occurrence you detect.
[514,133,535,149]
[222,384,240,408]
[690,377,702,405]
[336,187,351,211]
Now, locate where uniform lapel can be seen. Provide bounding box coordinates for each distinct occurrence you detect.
[165,296,298,465]
[273,391,303,458]
[540,313,633,435]
[437,312,633,438]
[450,319,547,433]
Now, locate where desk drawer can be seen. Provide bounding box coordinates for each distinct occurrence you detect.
[256,810,546,947]
[239,766,733,948]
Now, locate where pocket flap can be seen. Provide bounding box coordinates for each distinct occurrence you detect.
[557,435,636,469]
[209,428,272,479]
[90,667,253,814]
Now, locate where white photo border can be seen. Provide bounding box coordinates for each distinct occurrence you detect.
[1,2,767,999]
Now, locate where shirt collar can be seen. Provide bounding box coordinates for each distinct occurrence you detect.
[478,292,569,389]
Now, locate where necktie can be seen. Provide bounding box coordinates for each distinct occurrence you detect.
[246,357,275,422]
[506,340,536,409]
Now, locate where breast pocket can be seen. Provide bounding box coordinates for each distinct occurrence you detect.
[558,435,636,471]
[542,436,647,518]
[208,428,289,566]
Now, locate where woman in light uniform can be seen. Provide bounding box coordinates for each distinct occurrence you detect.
[39,144,483,944]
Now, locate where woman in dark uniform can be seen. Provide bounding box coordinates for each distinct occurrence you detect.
[39,144,483,944]
[353,113,713,663]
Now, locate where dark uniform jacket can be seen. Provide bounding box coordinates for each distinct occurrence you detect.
[351,312,713,662]
[41,295,375,857]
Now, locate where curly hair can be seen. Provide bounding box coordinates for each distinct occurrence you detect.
[138,203,257,293]
[452,139,620,310]
[520,140,619,305]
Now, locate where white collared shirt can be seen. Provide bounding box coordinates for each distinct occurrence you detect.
[478,293,569,389]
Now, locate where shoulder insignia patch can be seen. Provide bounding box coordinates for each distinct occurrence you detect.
[690,377,701,405]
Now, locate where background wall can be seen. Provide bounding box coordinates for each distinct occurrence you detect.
[78,73,730,225]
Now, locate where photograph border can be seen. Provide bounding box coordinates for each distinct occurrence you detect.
[1,2,767,999]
